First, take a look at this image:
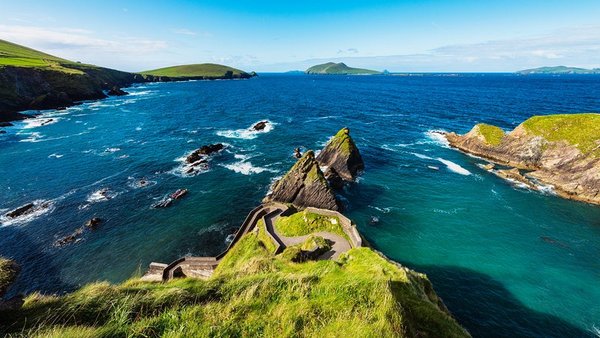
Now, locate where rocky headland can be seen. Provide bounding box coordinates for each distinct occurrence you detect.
[316,127,365,182]
[444,113,600,205]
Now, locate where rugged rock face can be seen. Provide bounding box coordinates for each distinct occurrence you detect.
[107,86,128,96]
[264,150,340,210]
[185,143,225,164]
[252,121,268,131]
[316,127,364,182]
[0,258,22,311]
[445,115,600,205]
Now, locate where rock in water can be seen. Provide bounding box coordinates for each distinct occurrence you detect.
[107,86,128,96]
[85,217,102,229]
[323,167,344,190]
[264,150,340,211]
[5,203,35,218]
[252,121,268,131]
[316,127,364,182]
[185,143,224,163]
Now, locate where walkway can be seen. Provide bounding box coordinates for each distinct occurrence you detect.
[142,202,359,282]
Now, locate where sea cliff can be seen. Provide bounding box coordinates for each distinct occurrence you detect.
[445,113,600,205]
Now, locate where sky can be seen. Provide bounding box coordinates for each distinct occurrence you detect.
[1,0,600,72]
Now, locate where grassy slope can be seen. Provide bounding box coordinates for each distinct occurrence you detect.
[0,39,96,74]
[475,124,505,146]
[306,62,380,75]
[274,210,348,240]
[522,113,600,156]
[0,258,19,297]
[140,63,248,78]
[0,232,468,337]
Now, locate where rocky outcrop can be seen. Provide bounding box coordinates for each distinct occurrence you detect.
[252,121,268,131]
[264,150,340,211]
[85,217,102,229]
[316,127,364,182]
[107,86,128,96]
[445,114,600,205]
[186,143,225,164]
[0,258,22,311]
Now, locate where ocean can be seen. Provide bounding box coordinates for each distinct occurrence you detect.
[1,73,599,337]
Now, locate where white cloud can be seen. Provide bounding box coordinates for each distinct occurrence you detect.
[172,28,197,36]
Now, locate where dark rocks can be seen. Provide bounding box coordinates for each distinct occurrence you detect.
[186,143,225,164]
[323,167,344,190]
[55,227,85,247]
[264,150,340,211]
[85,217,102,229]
[252,121,269,131]
[316,127,364,182]
[107,86,128,96]
[5,203,35,218]
[0,130,5,134]
[0,122,13,127]
[294,147,302,159]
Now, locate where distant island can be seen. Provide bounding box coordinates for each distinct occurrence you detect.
[517,66,600,75]
[306,62,381,75]
[0,39,255,123]
[140,63,255,79]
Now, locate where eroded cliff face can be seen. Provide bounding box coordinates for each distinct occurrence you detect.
[445,115,600,205]
[264,150,340,211]
[316,127,364,182]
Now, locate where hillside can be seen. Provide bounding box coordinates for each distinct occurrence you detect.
[517,66,600,75]
[141,63,255,79]
[0,232,468,337]
[306,62,380,75]
[444,113,600,205]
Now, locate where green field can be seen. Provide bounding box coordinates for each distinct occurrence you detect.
[141,63,249,78]
[274,210,348,240]
[0,39,97,74]
[306,62,380,75]
[0,232,468,337]
[475,123,505,146]
[522,113,600,156]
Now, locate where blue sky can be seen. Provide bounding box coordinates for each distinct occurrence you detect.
[1,0,600,72]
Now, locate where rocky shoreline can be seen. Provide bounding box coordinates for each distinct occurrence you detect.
[443,114,600,205]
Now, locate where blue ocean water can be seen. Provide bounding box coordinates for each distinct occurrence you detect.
[1,74,600,337]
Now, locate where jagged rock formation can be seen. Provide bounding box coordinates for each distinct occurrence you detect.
[264,150,340,210]
[445,114,600,205]
[0,258,22,311]
[316,127,364,182]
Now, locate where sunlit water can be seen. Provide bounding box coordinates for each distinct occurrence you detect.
[1,74,600,337]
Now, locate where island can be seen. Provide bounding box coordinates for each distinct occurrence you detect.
[306,62,381,75]
[443,113,600,205]
[140,63,256,80]
[0,39,256,123]
[517,66,600,75]
[0,128,469,337]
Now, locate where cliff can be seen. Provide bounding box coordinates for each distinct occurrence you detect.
[140,63,255,80]
[445,114,600,205]
[0,258,21,311]
[264,150,340,210]
[316,127,365,182]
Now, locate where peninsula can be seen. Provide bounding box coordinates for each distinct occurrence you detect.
[0,39,255,123]
[306,62,381,75]
[0,128,469,337]
[444,113,600,205]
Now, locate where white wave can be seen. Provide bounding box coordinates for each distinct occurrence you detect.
[368,205,393,213]
[128,90,154,96]
[22,117,60,129]
[135,126,142,131]
[412,152,434,160]
[436,158,471,175]
[86,188,119,203]
[221,161,277,175]
[216,120,275,140]
[48,153,63,159]
[104,147,121,153]
[425,130,450,148]
[0,200,55,227]
[127,177,157,189]
[19,132,44,143]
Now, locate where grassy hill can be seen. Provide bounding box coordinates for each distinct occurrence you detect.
[517,66,600,75]
[141,63,253,79]
[0,231,468,337]
[306,62,380,75]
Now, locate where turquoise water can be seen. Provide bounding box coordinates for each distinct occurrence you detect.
[1,74,600,336]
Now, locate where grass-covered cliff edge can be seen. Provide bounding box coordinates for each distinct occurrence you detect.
[445,113,600,205]
[0,39,255,122]
[0,231,469,337]
[306,62,380,75]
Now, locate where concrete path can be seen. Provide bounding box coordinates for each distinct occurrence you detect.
[264,208,352,260]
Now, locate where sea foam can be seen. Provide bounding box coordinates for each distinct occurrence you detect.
[216,120,275,140]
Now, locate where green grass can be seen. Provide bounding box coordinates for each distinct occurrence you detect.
[256,219,278,254]
[0,39,92,74]
[306,62,380,75]
[325,127,355,156]
[274,210,349,240]
[475,123,505,146]
[522,113,600,156]
[0,257,19,297]
[140,63,248,78]
[1,233,468,337]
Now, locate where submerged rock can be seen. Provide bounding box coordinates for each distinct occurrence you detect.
[5,203,35,218]
[107,86,128,96]
[264,150,340,211]
[316,127,364,182]
[85,217,102,229]
[55,227,85,247]
[186,143,224,164]
[0,122,13,127]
